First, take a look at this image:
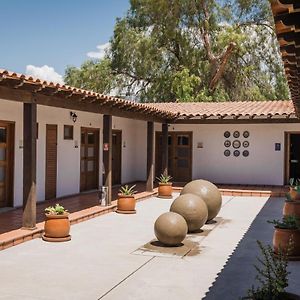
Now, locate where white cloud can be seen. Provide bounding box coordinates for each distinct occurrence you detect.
[25,65,64,84]
[87,42,110,59]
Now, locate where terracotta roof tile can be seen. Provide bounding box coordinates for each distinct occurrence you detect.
[0,69,297,120]
[146,101,296,119]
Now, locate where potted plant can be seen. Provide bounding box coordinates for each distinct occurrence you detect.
[268,215,300,258]
[42,204,71,242]
[156,174,173,198]
[289,178,300,201]
[283,193,300,218]
[116,184,137,214]
[243,241,300,299]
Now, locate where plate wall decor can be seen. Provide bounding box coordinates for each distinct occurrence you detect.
[224,150,230,157]
[224,140,231,147]
[232,140,241,149]
[243,131,250,138]
[224,131,230,138]
[233,131,240,138]
[243,141,249,148]
[243,150,249,157]
[233,150,240,157]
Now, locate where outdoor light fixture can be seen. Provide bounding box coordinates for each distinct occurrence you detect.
[70,111,78,123]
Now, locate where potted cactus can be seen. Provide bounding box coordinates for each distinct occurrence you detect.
[156,174,173,198]
[268,215,300,258]
[116,184,137,214]
[42,204,71,242]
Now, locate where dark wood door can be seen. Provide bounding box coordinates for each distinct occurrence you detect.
[45,125,57,200]
[289,133,300,180]
[0,122,14,208]
[155,132,192,182]
[112,130,122,185]
[80,128,99,191]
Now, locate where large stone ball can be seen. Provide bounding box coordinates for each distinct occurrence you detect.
[170,193,208,232]
[154,212,188,246]
[180,180,222,221]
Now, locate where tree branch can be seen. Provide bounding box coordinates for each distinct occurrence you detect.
[209,42,236,90]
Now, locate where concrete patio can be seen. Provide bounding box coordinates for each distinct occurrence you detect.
[0,192,277,300]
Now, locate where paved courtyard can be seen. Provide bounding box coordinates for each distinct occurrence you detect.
[0,193,270,300]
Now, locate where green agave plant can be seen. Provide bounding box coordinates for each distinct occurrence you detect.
[156,174,172,184]
[268,215,300,230]
[45,203,67,215]
[119,184,137,196]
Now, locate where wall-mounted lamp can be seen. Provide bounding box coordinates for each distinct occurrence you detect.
[70,111,78,123]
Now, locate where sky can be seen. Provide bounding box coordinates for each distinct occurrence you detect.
[0,0,130,83]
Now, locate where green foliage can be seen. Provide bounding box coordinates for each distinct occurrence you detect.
[119,184,137,196]
[289,178,300,192]
[156,174,172,184]
[243,241,290,300]
[45,204,67,215]
[65,59,116,94]
[268,216,300,230]
[64,0,289,102]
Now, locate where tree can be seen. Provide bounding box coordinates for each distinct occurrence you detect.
[65,58,116,94]
[65,0,289,102]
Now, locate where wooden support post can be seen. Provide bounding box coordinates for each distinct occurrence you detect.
[103,115,112,204]
[161,123,168,176]
[146,121,154,192]
[22,103,37,229]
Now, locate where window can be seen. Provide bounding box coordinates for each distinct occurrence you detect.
[64,125,74,140]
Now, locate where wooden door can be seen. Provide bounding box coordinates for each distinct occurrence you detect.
[172,133,192,182]
[45,125,57,200]
[80,128,99,191]
[0,122,14,208]
[112,130,122,185]
[155,132,192,183]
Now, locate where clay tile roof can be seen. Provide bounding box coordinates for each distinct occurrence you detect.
[146,100,296,119]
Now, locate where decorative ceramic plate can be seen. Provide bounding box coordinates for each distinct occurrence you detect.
[233,150,240,157]
[233,131,240,138]
[243,131,250,138]
[243,141,249,148]
[224,131,230,138]
[243,150,249,157]
[224,150,230,157]
[232,140,241,149]
[224,140,231,147]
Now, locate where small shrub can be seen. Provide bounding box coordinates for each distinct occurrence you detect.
[243,241,290,300]
[268,215,300,230]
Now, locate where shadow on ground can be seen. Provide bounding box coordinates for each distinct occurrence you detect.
[204,197,300,300]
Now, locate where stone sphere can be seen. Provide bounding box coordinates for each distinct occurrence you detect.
[180,180,222,221]
[170,193,208,232]
[154,212,188,246]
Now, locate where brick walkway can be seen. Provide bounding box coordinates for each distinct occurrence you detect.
[0,182,288,251]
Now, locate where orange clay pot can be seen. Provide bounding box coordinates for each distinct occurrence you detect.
[117,194,136,213]
[289,187,300,201]
[273,227,300,257]
[158,183,173,198]
[283,201,300,218]
[43,213,71,241]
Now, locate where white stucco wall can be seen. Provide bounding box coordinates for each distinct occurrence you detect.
[154,123,300,186]
[0,99,148,207]
[2,97,300,207]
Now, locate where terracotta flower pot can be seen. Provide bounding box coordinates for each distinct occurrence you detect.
[273,227,300,257]
[43,213,71,242]
[289,187,300,201]
[117,194,136,214]
[283,201,300,218]
[158,183,173,198]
